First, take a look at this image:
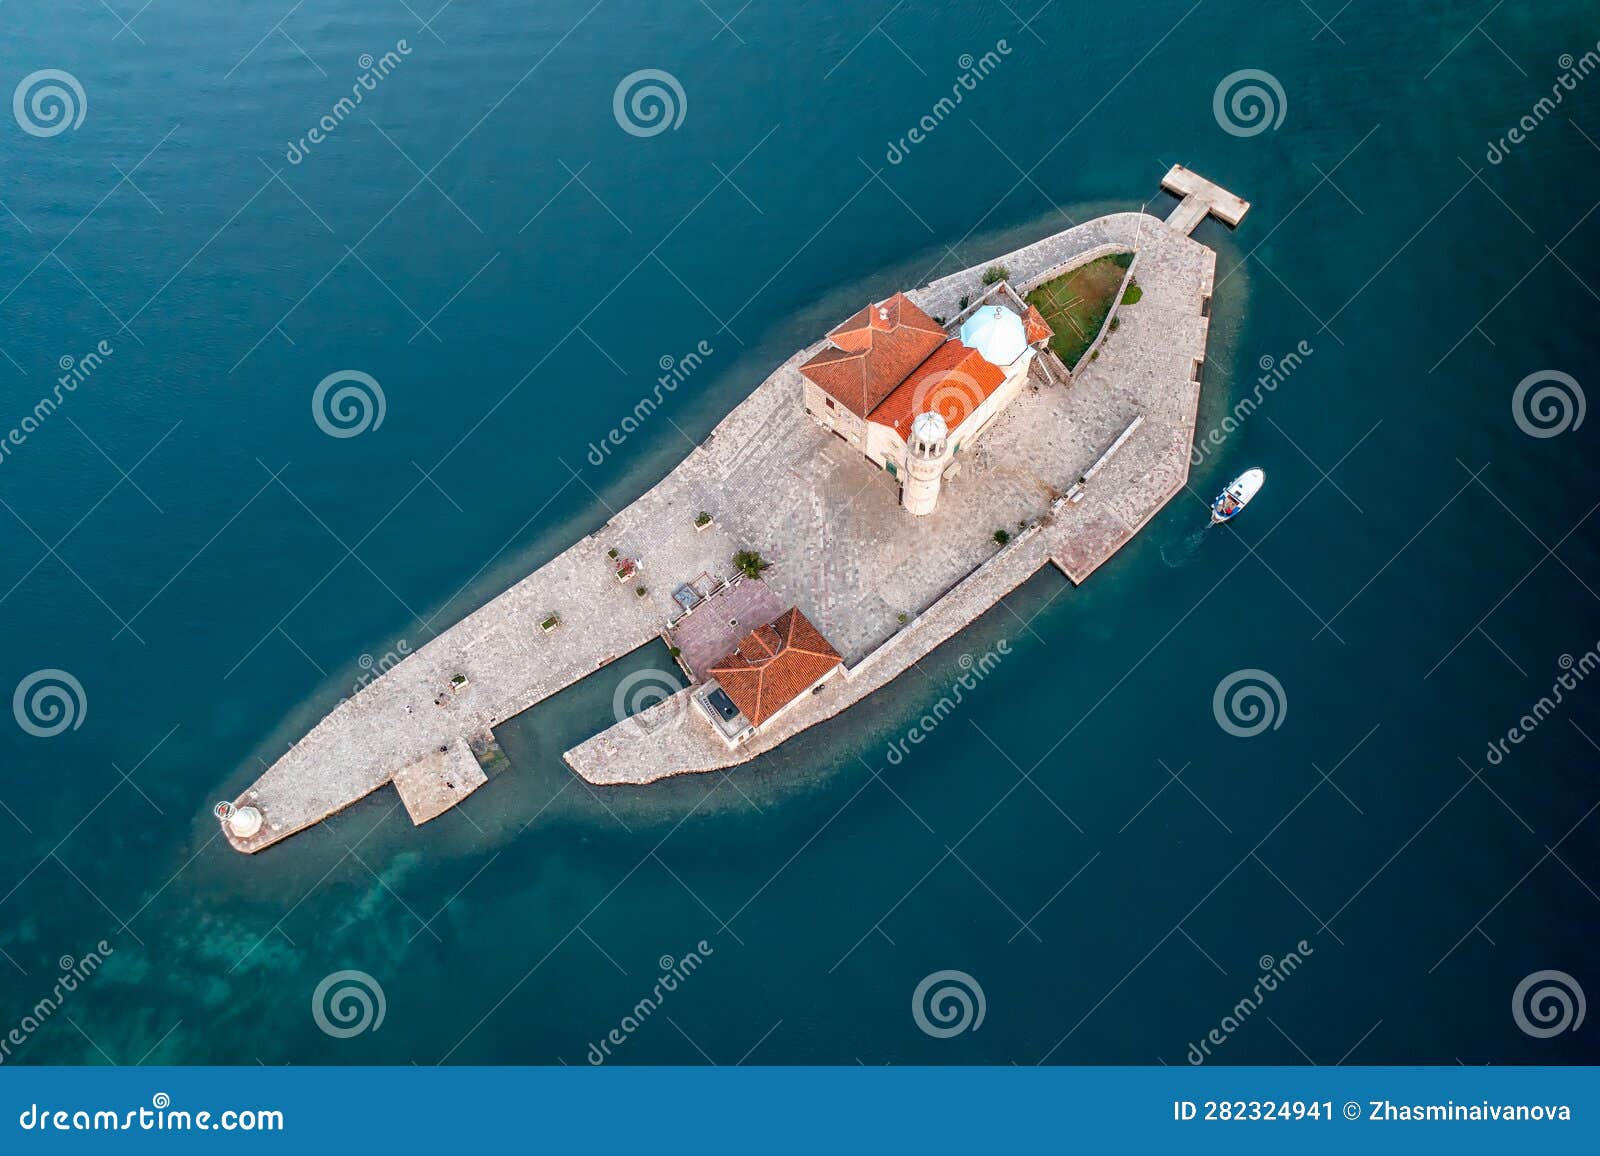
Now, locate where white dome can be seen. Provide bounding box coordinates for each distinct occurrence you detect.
[910,410,948,446]
[228,806,263,838]
[958,305,1028,367]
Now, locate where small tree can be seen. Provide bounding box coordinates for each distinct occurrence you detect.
[981,264,1010,286]
[733,549,770,579]
[993,529,1011,545]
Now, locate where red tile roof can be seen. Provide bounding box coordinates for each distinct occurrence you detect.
[799,293,947,417]
[1022,304,1053,345]
[869,338,1005,439]
[707,607,843,728]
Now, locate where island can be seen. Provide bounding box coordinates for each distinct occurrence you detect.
[215,166,1247,853]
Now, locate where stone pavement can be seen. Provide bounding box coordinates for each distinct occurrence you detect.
[391,737,488,825]
[1161,163,1252,232]
[224,199,1227,850]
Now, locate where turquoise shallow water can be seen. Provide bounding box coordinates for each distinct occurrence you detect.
[1,0,1599,1064]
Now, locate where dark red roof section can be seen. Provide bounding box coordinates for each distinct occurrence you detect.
[798,293,947,417]
[870,338,1006,439]
[707,607,843,727]
[1022,303,1054,345]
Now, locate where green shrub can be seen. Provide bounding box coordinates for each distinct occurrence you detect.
[993,529,1011,545]
[981,264,1010,286]
[734,549,771,579]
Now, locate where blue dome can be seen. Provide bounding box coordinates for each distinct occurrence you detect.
[958,305,1028,367]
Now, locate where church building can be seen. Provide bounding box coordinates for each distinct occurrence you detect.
[798,284,1053,514]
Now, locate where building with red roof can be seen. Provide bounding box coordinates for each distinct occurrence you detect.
[799,281,1052,515]
[694,607,844,747]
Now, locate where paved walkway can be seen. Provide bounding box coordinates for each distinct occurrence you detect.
[223,198,1226,850]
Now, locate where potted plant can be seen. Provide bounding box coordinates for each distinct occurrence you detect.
[694,511,713,531]
[541,614,559,633]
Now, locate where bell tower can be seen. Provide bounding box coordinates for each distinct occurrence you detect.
[902,410,949,516]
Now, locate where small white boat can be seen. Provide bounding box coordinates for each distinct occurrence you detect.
[1211,467,1265,524]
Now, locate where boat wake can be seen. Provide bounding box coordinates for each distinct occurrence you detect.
[1161,525,1210,567]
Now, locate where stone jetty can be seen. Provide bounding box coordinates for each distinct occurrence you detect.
[220,173,1245,852]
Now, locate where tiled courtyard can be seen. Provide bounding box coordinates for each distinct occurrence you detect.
[670,578,787,680]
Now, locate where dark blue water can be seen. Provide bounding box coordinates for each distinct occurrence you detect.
[2,0,1598,1065]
